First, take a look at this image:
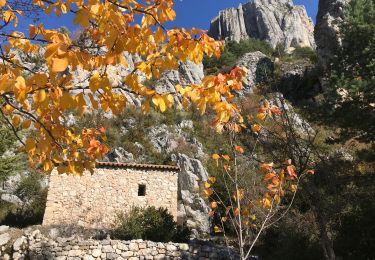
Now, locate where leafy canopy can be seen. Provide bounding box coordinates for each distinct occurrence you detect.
[0,0,247,175]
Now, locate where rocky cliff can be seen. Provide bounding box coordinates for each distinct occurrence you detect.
[208,0,315,50]
[315,0,350,66]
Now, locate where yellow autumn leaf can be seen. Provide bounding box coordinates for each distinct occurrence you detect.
[152,95,167,112]
[210,201,218,209]
[89,73,101,93]
[51,57,69,72]
[154,26,165,43]
[208,176,216,184]
[214,225,222,233]
[141,101,150,114]
[2,104,14,114]
[73,9,89,27]
[235,145,244,154]
[3,10,15,22]
[22,119,32,129]
[29,24,36,37]
[33,89,47,103]
[251,124,262,133]
[260,162,274,173]
[12,115,21,127]
[222,154,230,161]
[212,154,220,160]
[25,138,36,155]
[256,112,266,121]
[165,8,176,21]
[43,160,53,172]
[233,207,240,217]
[0,0,6,7]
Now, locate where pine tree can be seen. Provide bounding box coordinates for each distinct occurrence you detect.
[0,119,25,184]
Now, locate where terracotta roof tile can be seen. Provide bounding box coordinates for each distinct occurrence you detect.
[96,161,180,171]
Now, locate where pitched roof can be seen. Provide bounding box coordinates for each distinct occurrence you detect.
[96,161,180,171]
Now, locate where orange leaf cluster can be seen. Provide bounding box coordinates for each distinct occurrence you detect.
[0,0,248,174]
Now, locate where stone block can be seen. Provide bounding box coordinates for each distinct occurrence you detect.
[0,233,10,246]
[102,245,115,253]
[91,249,102,257]
[121,251,134,257]
[106,252,120,259]
[0,226,9,233]
[166,244,177,251]
[138,242,147,249]
[128,242,139,251]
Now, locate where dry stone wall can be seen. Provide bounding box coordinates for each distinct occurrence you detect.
[43,167,178,229]
[0,228,236,260]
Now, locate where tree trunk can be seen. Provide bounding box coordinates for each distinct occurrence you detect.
[316,208,336,260]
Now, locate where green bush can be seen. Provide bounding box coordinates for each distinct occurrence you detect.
[203,39,273,74]
[0,172,47,227]
[292,47,317,63]
[112,206,190,242]
[0,118,26,183]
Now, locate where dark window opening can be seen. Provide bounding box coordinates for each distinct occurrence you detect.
[138,184,146,196]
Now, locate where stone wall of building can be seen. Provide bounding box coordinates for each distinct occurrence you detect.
[0,228,235,260]
[43,167,178,229]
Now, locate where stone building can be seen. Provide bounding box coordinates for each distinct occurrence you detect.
[42,162,179,229]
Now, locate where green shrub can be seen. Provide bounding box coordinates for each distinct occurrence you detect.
[0,118,26,183]
[112,206,190,242]
[292,47,317,63]
[0,172,47,227]
[203,39,273,74]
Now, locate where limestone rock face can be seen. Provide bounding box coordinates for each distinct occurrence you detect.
[315,0,350,66]
[104,147,134,163]
[173,154,210,238]
[208,0,315,50]
[236,51,274,91]
[154,60,204,105]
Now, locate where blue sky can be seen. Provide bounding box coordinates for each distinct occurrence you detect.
[32,0,318,32]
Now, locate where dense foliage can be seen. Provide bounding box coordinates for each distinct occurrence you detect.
[0,119,25,183]
[203,39,273,74]
[327,0,375,142]
[112,206,190,243]
[0,0,247,176]
[0,172,47,227]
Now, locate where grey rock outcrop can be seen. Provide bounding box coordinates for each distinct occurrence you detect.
[154,60,204,105]
[173,154,210,238]
[147,123,205,159]
[272,92,314,135]
[104,147,134,163]
[209,0,315,50]
[0,193,23,205]
[277,59,321,102]
[236,51,274,91]
[315,0,350,66]
[148,124,179,154]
